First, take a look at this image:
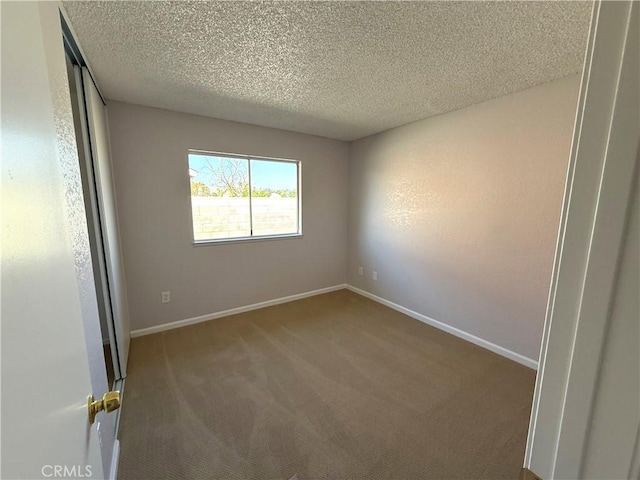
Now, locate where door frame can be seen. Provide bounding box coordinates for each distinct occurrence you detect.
[524,1,639,477]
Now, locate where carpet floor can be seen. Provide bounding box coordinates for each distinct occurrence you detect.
[117,290,535,479]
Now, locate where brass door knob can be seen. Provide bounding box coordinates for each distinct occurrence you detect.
[88,391,120,425]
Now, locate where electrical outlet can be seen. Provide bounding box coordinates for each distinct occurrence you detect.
[358,266,363,276]
[372,271,378,281]
[161,291,171,303]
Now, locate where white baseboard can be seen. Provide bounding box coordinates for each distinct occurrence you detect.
[129,282,538,370]
[109,439,120,480]
[345,285,539,370]
[130,284,348,338]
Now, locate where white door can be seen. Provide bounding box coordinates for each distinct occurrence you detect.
[81,67,131,377]
[1,2,108,478]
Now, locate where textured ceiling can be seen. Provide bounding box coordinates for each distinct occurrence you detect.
[63,1,592,141]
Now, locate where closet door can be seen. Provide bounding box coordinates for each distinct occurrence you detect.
[82,67,131,377]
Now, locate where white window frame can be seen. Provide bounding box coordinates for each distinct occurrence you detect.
[187,149,302,245]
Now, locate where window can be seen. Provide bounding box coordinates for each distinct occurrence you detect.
[188,151,301,242]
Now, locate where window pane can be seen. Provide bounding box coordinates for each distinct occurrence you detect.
[250,159,298,236]
[188,154,250,240]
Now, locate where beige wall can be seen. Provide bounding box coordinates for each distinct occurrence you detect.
[347,75,580,362]
[107,102,349,331]
[109,76,579,359]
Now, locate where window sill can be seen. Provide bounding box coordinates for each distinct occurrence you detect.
[193,233,303,246]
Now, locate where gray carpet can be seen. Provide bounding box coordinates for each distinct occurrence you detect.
[118,290,535,479]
